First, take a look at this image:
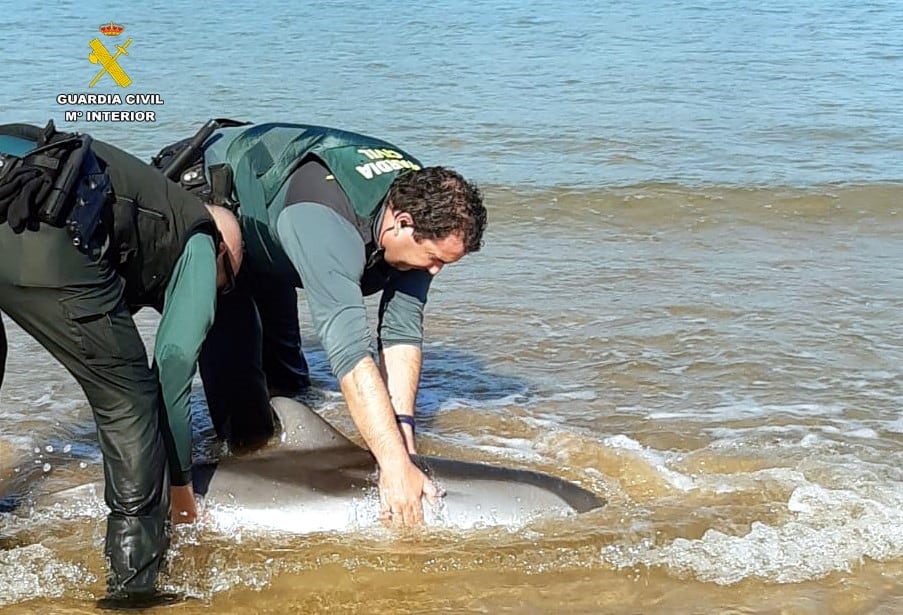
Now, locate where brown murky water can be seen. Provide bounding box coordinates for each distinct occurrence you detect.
[2,184,902,613]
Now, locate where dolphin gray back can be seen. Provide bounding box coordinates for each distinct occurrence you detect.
[201,397,606,530]
[269,397,602,511]
[39,398,605,534]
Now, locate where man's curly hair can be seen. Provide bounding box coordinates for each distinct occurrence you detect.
[387,166,486,253]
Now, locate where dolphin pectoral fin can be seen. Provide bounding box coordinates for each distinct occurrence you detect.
[270,396,364,453]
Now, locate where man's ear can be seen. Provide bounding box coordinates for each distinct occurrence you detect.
[395,211,414,229]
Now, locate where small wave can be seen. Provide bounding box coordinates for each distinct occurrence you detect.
[159,540,297,601]
[0,544,96,606]
[649,401,847,423]
[436,392,531,413]
[602,482,903,585]
[602,434,698,492]
[544,390,599,402]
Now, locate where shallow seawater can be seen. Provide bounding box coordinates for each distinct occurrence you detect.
[3,184,903,613]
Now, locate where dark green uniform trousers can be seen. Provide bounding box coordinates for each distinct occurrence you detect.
[0,222,170,597]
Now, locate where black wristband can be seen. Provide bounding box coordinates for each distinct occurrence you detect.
[395,415,416,432]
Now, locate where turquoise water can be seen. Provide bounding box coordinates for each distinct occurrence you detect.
[1,0,902,187]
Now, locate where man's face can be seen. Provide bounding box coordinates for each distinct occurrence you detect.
[384,228,466,276]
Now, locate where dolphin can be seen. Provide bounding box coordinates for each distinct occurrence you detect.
[37,397,604,534]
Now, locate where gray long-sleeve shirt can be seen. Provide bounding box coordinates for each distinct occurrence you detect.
[275,203,431,379]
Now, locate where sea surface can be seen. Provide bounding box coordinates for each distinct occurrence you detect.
[1,1,902,613]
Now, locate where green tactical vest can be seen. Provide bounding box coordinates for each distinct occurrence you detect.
[203,123,422,276]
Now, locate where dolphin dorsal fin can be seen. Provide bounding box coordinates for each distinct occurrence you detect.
[270,397,362,453]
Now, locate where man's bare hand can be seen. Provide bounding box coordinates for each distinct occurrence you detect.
[378,458,440,527]
[170,484,198,524]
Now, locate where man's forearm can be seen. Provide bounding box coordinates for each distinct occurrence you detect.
[379,344,422,417]
[379,344,422,453]
[340,355,410,469]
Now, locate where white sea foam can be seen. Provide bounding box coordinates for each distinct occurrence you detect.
[0,544,95,606]
[602,434,698,491]
[887,414,903,434]
[603,481,903,585]
[843,427,880,439]
[648,401,847,423]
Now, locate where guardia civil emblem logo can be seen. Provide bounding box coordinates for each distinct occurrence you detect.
[88,22,132,88]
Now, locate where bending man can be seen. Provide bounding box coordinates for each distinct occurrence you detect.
[158,122,487,526]
[0,122,241,607]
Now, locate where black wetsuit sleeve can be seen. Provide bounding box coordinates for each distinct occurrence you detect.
[275,204,373,380]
